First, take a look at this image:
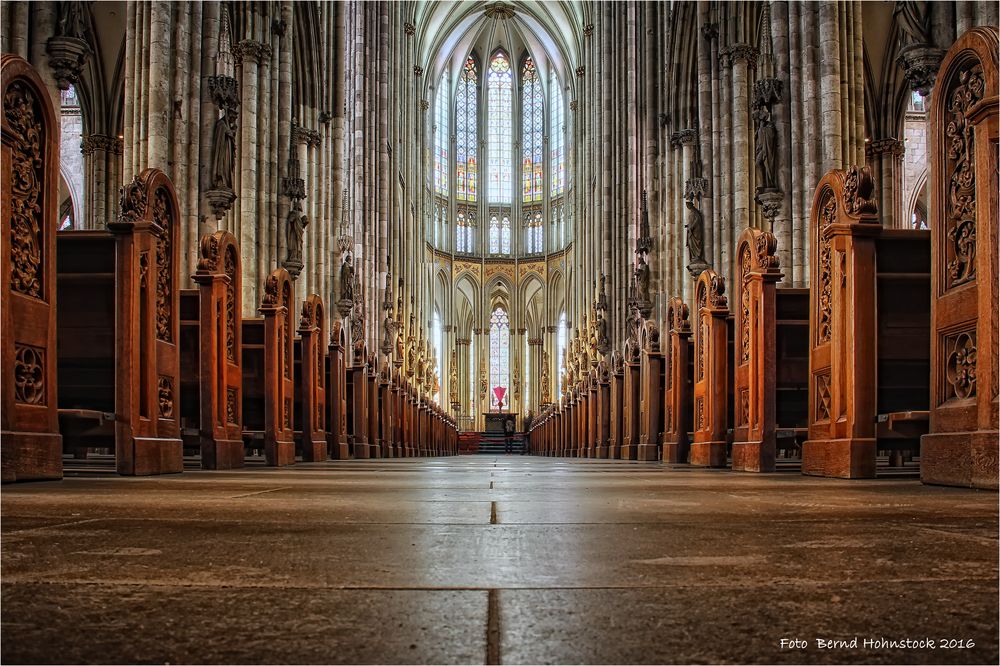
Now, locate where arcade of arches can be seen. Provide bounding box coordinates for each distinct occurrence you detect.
[1,1,999,664]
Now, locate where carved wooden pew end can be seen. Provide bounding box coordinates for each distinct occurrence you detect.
[691,270,729,468]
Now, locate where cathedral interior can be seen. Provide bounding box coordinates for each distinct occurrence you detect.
[1,1,998,664]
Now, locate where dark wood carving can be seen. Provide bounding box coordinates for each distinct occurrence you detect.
[620,347,641,460]
[298,294,326,462]
[189,231,244,469]
[108,168,182,475]
[637,321,663,461]
[803,166,882,478]
[608,352,625,459]
[367,353,381,457]
[732,228,782,472]
[596,361,611,458]
[326,321,350,459]
[349,345,369,458]
[692,269,729,467]
[922,26,999,489]
[378,358,394,458]
[258,267,295,466]
[1,54,62,481]
[662,298,692,463]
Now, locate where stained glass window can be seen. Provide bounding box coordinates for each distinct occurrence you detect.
[489,215,511,254]
[456,55,478,201]
[434,77,449,195]
[549,76,565,197]
[456,210,474,253]
[555,312,567,396]
[487,51,513,204]
[521,56,543,203]
[432,311,443,403]
[524,210,543,253]
[489,307,510,409]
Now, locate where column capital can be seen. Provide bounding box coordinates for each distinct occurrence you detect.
[865,137,905,158]
[233,39,273,65]
[81,134,124,156]
[670,128,698,148]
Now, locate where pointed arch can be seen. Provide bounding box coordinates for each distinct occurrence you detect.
[456,52,479,201]
[487,49,513,204]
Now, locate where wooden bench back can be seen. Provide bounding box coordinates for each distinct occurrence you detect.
[2,54,62,480]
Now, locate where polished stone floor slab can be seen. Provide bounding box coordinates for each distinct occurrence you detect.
[2,456,997,664]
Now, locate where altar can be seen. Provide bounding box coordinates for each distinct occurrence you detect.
[484,413,517,434]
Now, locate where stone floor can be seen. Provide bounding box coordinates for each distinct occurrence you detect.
[2,456,998,665]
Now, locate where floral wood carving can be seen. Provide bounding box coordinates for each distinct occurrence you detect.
[282,282,292,379]
[5,80,44,299]
[841,165,878,216]
[226,387,239,424]
[261,273,279,306]
[943,63,984,290]
[740,244,753,363]
[224,247,237,363]
[153,188,172,342]
[117,175,147,226]
[817,190,837,344]
[944,331,977,401]
[13,344,45,405]
[158,376,174,418]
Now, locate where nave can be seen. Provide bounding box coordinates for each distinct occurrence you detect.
[2,456,998,665]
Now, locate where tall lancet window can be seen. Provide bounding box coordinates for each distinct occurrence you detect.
[456,55,478,201]
[521,56,543,203]
[488,215,511,254]
[555,312,567,396]
[489,307,511,409]
[434,77,449,195]
[549,74,565,197]
[487,51,513,204]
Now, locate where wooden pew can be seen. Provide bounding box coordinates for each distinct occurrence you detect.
[730,229,810,469]
[921,26,999,489]
[595,360,611,458]
[620,336,642,460]
[367,352,381,458]
[692,270,729,467]
[1,55,63,481]
[637,321,663,461]
[296,294,326,462]
[177,231,245,469]
[378,357,394,458]
[244,268,295,466]
[54,232,116,462]
[661,298,692,463]
[60,169,185,476]
[803,166,931,478]
[326,322,350,459]
[608,352,625,459]
[348,346,369,458]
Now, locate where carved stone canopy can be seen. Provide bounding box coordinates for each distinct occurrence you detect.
[898,43,945,97]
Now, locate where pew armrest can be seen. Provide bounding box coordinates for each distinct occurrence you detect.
[58,409,115,440]
[876,411,929,439]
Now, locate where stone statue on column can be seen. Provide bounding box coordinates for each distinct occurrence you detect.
[753,105,778,191]
[47,1,92,90]
[339,253,356,304]
[634,255,650,309]
[752,78,784,227]
[284,205,308,266]
[685,176,709,278]
[211,108,237,190]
